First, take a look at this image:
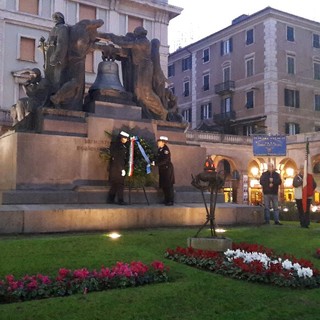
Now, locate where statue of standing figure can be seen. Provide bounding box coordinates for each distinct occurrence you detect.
[39,12,104,110]
[98,26,170,121]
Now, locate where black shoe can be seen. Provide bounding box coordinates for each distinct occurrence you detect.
[301,225,309,228]
[274,221,283,225]
[118,201,128,205]
[107,200,115,204]
[165,202,174,206]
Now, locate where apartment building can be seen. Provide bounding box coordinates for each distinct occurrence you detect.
[0,0,181,129]
[168,7,320,136]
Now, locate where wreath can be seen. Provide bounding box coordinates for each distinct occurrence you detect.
[100,130,158,188]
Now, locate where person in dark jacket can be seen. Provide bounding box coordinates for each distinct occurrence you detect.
[155,136,175,206]
[259,162,283,225]
[107,131,129,205]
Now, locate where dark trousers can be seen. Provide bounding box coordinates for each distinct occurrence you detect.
[108,180,124,203]
[296,198,311,227]
[162,185,174,204]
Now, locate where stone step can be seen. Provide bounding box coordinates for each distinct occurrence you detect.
[0,187,225,205]
[0,203,264,234]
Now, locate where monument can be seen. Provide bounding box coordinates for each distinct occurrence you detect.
[0,13,207,205]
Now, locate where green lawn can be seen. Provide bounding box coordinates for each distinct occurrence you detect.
[1,222,320,320]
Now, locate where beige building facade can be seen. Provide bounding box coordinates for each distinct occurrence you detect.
[168,7,320,136]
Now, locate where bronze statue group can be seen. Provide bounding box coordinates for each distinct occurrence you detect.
[11,12,182,127]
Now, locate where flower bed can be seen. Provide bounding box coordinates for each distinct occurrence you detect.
[165,243,320,288]
[0,261,169,304]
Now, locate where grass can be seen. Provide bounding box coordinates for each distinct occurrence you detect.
[1,222,320,320]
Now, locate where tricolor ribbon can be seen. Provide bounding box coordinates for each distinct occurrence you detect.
[127,136,135,177]
[135,138,151,174]
[127,136,151,176]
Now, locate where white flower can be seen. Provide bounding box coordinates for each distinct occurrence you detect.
[224,249,314,278]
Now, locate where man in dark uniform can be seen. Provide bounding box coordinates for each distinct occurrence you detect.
[107,131,129,205]
[155,136,175,206]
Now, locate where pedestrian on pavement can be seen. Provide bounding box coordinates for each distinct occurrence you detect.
[259,162,283,225]
[107,131,129,205]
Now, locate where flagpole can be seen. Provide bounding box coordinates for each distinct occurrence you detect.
[302,138,309,213]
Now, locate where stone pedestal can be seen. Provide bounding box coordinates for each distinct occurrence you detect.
[0,108,209,204]
[187,237,233,252]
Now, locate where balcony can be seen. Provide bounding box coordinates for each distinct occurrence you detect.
[213,111,236,122]
[214,80,235,95]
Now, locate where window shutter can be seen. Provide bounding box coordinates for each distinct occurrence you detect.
[285,123,289,134]
[209,103,212,118]
[220,41,224,56]
[295,91,300,108]
[229,38,233,52]
[296,123,300,134]
[284,89,289,106]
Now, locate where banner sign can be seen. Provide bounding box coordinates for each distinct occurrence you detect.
[253,136,286,156]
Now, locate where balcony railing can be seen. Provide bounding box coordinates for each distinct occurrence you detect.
[186,131,253,145]
[213,111,236,122]
[214,80,235,95]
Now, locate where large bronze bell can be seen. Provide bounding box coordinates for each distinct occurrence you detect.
[91,60,126,92]
[87,60,133,106]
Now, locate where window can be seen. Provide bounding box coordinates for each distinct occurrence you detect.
[246,91,254,109]
[220,38,233,56]
[313,34,320,48]
[203,48,210,63]
[287,26,294,42]
[285,123,300,135]
[182,56,192,71]
[314,62,320,80]
[246,29,254,45]
[221,97,232,113]
[128,16,143,33]
[183,81,190,97]
[223,66,231,82]
[246,58,254,77]
[182,108,192,122]
[203,74,210,91]
[243,125,254,136]
[168,64,175,77]
[201,103,212,119]
[19,0,38,15]
[79,3,96,20]
[284,89,300,108]
[287,56,295,75]
[315,94,320,111]
[19,37,35,62]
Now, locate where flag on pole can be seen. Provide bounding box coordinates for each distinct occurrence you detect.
[302,140,314,212]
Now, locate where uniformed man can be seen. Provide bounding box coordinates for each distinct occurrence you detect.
[155,136,175,206]
[107,131,130,205]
